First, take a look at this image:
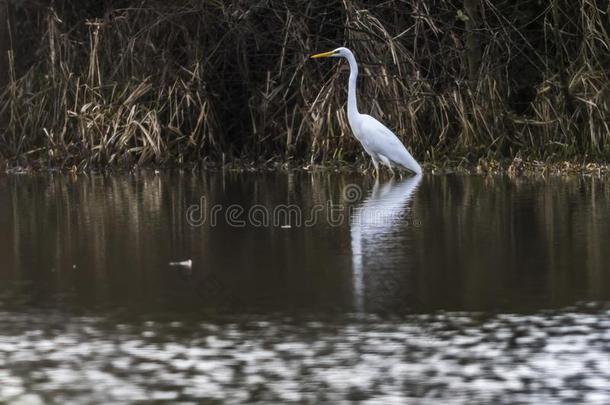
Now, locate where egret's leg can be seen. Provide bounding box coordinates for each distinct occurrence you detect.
[395,165,403,179]
[370,157,380,178]
[378,155,393,178]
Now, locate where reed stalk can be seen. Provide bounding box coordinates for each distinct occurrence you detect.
[0,0,608,168]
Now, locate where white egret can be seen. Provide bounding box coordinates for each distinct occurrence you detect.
[311,47,422,176]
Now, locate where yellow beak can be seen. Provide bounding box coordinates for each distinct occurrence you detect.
[311,51,335,59]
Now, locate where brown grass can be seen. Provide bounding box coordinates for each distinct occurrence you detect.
[0,0,608,169]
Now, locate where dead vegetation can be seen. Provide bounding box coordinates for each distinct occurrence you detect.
[0,0,609,170]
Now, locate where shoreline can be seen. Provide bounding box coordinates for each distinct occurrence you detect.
[2,157,609,177]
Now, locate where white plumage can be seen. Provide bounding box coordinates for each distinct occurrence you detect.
[312,47,422,176]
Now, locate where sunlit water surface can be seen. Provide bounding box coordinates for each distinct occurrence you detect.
[1,171,610,403]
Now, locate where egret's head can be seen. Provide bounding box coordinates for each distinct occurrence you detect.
[311,47,350,59]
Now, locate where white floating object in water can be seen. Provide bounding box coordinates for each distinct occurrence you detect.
[281,224,291,229]
[169,259,192,269]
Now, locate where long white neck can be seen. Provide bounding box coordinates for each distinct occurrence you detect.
[344,50,360,121]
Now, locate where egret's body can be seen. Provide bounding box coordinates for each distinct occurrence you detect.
[311,47,422,175]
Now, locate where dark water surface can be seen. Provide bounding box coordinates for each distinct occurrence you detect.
[1,171,610,403]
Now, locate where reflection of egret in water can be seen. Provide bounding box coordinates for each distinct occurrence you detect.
[350,174,422,312]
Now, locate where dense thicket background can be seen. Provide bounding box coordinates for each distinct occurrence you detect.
[0,0,609,168]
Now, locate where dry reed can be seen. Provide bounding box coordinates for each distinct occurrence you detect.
[0,0,608,169]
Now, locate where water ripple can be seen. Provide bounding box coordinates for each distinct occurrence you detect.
[2,307,610,403]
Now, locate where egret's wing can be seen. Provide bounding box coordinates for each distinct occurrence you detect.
[359,115,421,173]
[359,116,405,153]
